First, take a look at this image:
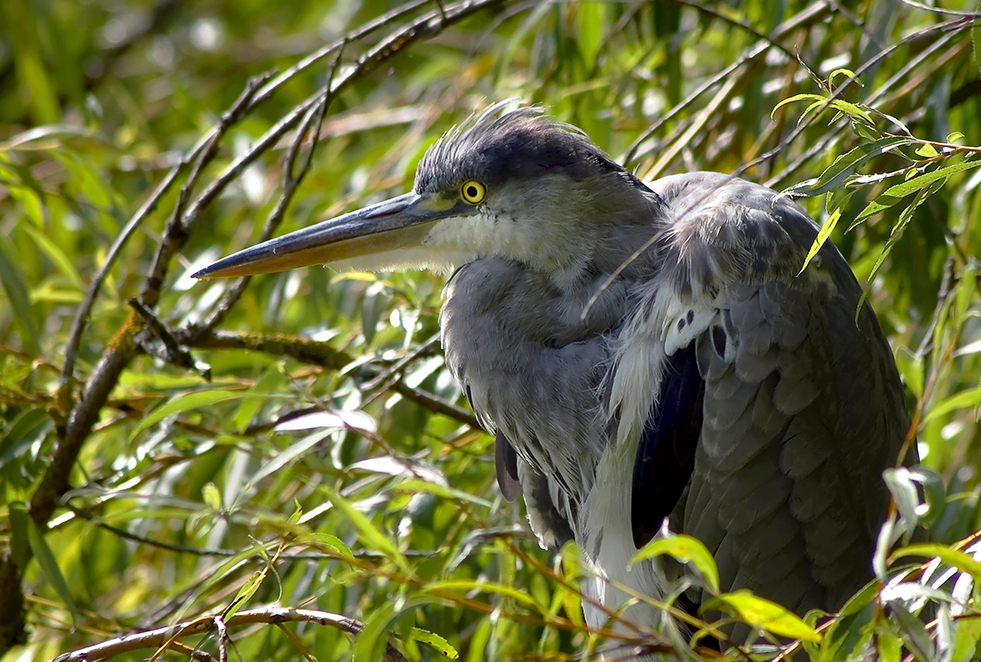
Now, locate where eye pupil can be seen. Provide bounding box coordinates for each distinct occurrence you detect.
[461,180,485,203]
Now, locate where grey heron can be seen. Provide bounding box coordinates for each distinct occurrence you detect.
[194,103,910,641]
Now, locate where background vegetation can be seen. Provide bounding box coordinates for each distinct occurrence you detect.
[1,0,980,660]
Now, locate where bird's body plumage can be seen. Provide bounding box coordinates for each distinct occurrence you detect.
[440,162,908,629]
[196,104,910,642]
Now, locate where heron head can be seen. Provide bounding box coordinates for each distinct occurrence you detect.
[194,103,656,281]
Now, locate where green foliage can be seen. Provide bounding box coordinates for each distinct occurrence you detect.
[1,1,980,661]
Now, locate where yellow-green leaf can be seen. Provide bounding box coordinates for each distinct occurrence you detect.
[412,628,459,659]
[889,544,981,580]
[629,534,719,593]
[711,590,822,642]
[925,387,981,423]
[322,483,410,573]
[130,389,271,439]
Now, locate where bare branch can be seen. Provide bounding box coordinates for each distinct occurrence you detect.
[50,608,410,662]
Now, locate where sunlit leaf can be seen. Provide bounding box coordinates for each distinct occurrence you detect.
[412,628,458,659]
[423,580,540,608]
[881,157,981,199]
[321,483,410,573]
[708,590,822,642]
[895,347,924,399]
[925,386,981,423]
[202,482,223,511]
[800,207,842,273]
[780,136,914,199]
[890,544,981,581]
[629,533,719,593]
[130,389,274,439]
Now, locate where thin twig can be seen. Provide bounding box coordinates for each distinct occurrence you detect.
[58,139,205,406]
[50,608,410,662]
[196,48,342,334]
[624,0,830,165]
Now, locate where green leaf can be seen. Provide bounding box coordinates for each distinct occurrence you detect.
[0,233,40,355]
[881,157,981,199]
[243,429,332,494]
[924,386,981,423]
[5,179,46,229]
[848,193,904,229]
[202,482,223,511]
[709,590,822,642]
[8,502,31,570]
[771,93,826,119]
[298,532,356,562]
[412,628,458,659]
[226,571,265,619]
[577,3,605,70]
[820,580,878,660]
[423,580,540,608]
[915,143,940,159]
[800,207,842,273]
[22,224,83,290]
[889,544,981,580]
[895,347,924,399]
[954,263,977,324]
[0,408,51,467]
[321,483,410,573]
[974,0,981,75]
[857,177,946,320]
[353,597,421,662]
[828,99,874,125]
[629,533,719,593]
[877,629,902,662]
[952,616,981,662]
[130,389,272,439]
[781,136,914,199]
[27,517,78,627]
[829,68,861,87]
[891,602,935,660]
[393,479,493,509]
[231,361,287,432]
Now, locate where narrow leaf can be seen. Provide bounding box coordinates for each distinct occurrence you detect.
[412,628,459,659]
[771,93,826,119]
[924,386,981,423]
[709,590,822,642]
[130,390,270,439]
[244,429,333,493]
[881,158,981,199]
[890,544,981,580]
[781,137,914,199]
[630,534,719,593]
[424,580,541,607]
[322,483,410,572]
[27,518,78,627]
[800,207,842,273]
[0,234,40,354]
[22,224,83,290]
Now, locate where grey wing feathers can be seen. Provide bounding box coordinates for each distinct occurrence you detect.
[495,431,522,502]
[520,460,577,548]
[654,173,909,613]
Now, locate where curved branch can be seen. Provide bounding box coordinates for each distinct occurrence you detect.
[50,607,409,662]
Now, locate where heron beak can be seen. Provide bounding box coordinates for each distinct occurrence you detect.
[192,192,466,279]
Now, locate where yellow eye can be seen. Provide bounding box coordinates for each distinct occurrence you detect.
[460,180,486,204]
